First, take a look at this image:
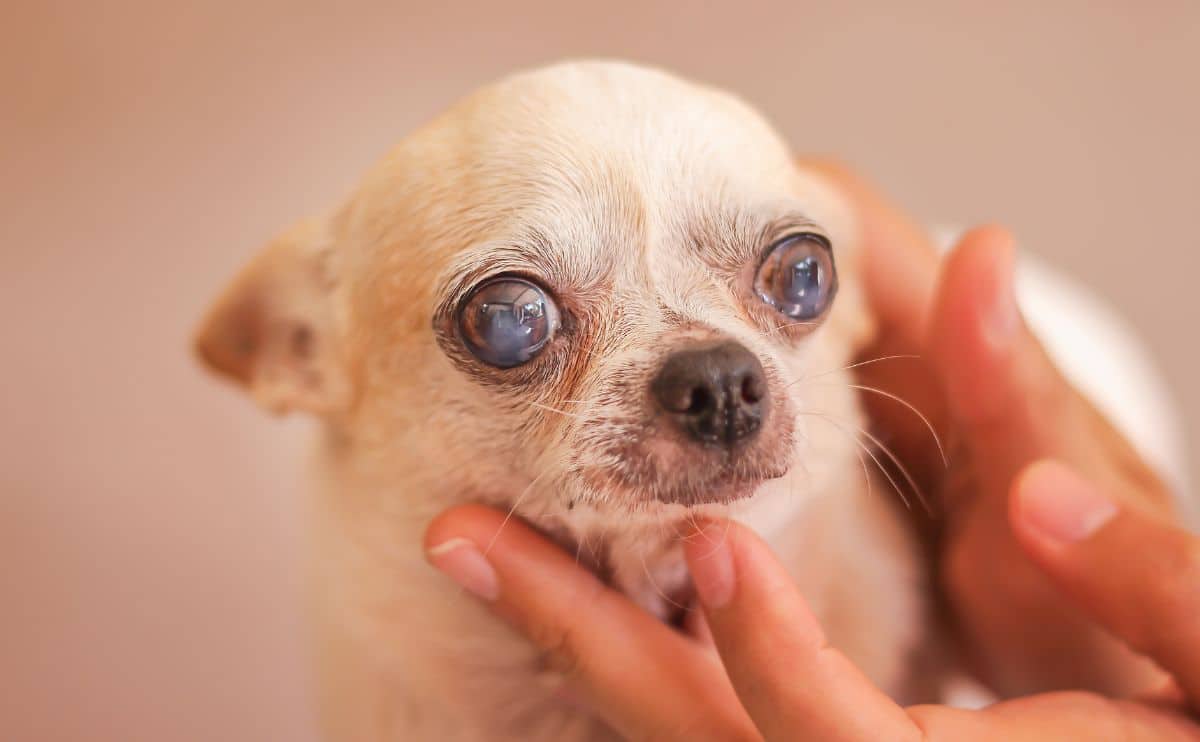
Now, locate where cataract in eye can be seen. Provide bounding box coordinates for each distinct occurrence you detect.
[459,278,559,367]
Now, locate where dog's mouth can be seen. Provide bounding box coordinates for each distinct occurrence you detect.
[572,457,789,513]
[574,426,795,511]
[650,456,791,507]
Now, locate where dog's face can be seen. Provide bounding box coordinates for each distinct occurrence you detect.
[196,62,872,534]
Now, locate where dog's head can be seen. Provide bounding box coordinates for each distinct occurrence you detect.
[196,61,873,532]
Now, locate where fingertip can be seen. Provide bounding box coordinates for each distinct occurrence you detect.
[930,223,1023,423]
[959,223,1017,255]
[685,520,825,638]
[935,224,1018,338]
[423,505,509,602]
[682,520,737,610]
[1010,460,1117,547]
[423,503,506,554]
[1008,459,1060,547]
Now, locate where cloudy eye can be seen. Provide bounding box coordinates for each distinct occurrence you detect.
[754,234,837,320]
[457,277,559,368]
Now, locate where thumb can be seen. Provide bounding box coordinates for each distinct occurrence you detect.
[927,226,1173,697]
[927,226,1161,505]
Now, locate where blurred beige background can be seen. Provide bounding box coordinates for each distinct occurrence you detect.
[2,2,1197,740]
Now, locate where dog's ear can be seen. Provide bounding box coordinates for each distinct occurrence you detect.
[194,219,350,415]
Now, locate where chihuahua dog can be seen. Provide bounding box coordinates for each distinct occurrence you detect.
[196,61,925,741]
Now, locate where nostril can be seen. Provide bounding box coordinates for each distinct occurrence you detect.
[740,374,765,405]
[684,386,713,416]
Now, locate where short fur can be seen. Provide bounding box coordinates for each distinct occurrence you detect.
[196,61,925,741]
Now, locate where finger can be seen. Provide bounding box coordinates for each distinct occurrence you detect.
[683,520,920,742]
[908,692,1200,741]
[927,225,1169,510]
[800,158,941,345]
[926,223,1072,475]
[424,506,759,742]
[1011,461,1200,704]
[929,226,1173,695]
[927,225,1020,428]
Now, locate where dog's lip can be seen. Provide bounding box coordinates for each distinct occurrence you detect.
[650,460,790,507]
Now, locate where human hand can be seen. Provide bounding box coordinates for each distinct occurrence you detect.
[803,162,1179,695]
[423,462,1199,740]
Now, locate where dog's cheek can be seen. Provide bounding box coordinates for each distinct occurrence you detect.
[828,272,878,355]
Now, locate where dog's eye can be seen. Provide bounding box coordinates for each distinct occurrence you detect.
[458,278,559,368]
[754,234,837,320]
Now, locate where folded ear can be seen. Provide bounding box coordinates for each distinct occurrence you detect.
[194,219,350,415]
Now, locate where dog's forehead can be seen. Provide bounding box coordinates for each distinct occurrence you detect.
[342,62,845,331]
[434,63,803,275]
[470,62,798,206]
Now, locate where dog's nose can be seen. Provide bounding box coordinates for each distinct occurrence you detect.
[651,340,768,447]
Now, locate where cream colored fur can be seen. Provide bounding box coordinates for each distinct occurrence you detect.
[196,61,925,741]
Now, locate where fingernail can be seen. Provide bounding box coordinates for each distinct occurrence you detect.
[983,242,1019,349]
[1018,463,1118,544]
[684,523,735,609]
[427,538,500,601]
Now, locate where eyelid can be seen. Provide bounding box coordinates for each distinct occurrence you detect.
[456,271,557,312]
[757,230,833,264]
[436,266,552,327]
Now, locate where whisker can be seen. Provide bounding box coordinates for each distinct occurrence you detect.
[574,527,589,570]
[482,467,552,557]
[856,424,931,514]
[525,400,589,421]
[801,353,923,382]
[799,411,913,511]
[844,426,874,504]
[830,382,948,469]
[768,319,822,335]
[717,517,734,556]
[638,550,689,613]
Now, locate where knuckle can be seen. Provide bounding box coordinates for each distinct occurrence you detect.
[1147,537,1200,649]
[1180,537,1200,583]
[1154,535,1200,614]
[1117,563,1198,658]
[528,618,587,681]
[635,719,760,742]
[524,581,610,682]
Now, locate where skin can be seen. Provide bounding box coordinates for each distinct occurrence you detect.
[814,161,1175,696]
[424,170,1199,737]
[425,463,1200,740]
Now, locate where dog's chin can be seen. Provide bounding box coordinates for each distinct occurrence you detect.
[648,461,791,508]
